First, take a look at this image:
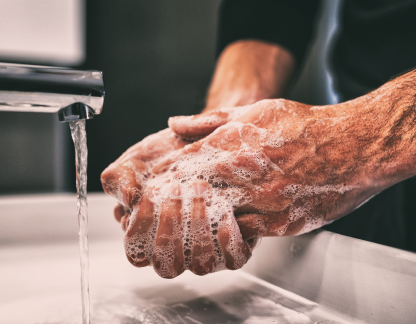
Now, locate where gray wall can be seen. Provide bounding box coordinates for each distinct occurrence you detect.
[0,114,54,193]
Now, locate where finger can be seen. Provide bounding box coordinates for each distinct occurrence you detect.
[101,161,144,208]
[151,149,184,175]
[245,237,261,250]
[101,128,187,206]
[237,213,306,238]
[236,213,269,241]
[113,128,186,163]
[124,193,156,268]
[120,211,132,232]
[101,128,187,195]
[282,217,306,236]
[114,203,127,223]
[218,201,251,271]
[151,141,203,175]
[168,108,238,139]
[152,184,185,279]
[188,182,216,276]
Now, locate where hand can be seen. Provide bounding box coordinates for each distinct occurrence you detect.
[158,98,385,238]
[101,128,189,224]
[118,96,397,279]
[103,69,416,279]
[101,127,254,279]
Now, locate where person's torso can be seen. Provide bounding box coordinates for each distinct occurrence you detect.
[333,0,416,100]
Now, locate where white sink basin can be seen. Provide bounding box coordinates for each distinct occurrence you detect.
[0,194,415,323]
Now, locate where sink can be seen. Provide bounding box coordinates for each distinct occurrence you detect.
[0,193,415,323]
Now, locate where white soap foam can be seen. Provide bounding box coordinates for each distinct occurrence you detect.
[114,104,360,276]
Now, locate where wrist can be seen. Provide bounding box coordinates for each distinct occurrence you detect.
[204,40,295,112]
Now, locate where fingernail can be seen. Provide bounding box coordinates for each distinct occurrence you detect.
[193,182,207,196]
[171,184,181,197]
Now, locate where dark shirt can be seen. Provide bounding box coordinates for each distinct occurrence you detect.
[218,0,416,99]
[217,0,416,251]
[334,0,416,100]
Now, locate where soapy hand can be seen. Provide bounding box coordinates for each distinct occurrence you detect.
[159,99,380,240]
[101,128,190,223]
[102,97,390,279]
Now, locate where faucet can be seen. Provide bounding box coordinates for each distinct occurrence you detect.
[0,62,104,122]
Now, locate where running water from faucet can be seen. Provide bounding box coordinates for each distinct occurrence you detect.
[69,120,90,324]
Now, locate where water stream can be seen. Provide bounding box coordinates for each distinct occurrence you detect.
[63,121,343,324]
[69,120,90,324]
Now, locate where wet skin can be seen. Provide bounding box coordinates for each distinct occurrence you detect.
[102,70,416,278]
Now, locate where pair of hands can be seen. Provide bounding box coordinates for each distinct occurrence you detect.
[101,97,380,278]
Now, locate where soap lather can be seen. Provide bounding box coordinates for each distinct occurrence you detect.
[0,62,104,122]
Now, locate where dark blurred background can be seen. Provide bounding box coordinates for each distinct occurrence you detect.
[81,0,222,192]
[0,0,342,194]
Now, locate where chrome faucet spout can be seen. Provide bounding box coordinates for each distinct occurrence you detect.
[58,103,95,122]
[0,63,104,122]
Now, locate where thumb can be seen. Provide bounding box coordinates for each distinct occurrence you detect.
[168,107,239,139]
[236,213,269,241]
[237,212,308,239]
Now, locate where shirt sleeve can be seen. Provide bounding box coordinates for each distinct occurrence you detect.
[217,0,321,66]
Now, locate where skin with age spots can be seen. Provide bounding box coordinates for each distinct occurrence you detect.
[160,99,367,240]
[102,70,416,279]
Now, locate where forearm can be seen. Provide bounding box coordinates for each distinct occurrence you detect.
[366,69,416,185]
[204,40,296,112]
[323,68,416,191]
